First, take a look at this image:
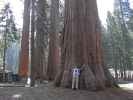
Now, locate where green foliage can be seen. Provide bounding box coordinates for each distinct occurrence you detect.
[127,10,133,32]
[0,3,19,46]
[0,3,19,65]
[102,8,133,73]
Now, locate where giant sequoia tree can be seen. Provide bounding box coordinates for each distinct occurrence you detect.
[35,0,48,80]
[55,0,116,90]
[47,0,60,80]
[19,0,31,77]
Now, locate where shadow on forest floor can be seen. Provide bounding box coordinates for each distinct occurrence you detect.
[0,82,132,100]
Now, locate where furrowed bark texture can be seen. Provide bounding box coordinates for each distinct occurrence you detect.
[19,0,31,77]
[47,0,60,80]
[55,0,115,90]
[35,0,47,80]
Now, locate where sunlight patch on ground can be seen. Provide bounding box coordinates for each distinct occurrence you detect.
[119,83,133,90]
[12,94,22,99]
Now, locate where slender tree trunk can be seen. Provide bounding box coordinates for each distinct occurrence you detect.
[19,0,31,77]
[30,0,36,86]
[55,0,116,90]
[47,0,60,80]
[3,18,8,81]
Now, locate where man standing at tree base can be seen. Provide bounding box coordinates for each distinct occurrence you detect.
[72,67,80,89]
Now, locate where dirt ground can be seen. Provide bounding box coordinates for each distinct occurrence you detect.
[0,83,133,100]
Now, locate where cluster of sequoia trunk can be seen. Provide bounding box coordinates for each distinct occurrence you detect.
[20,0,117,90]
[20,0,48,81]
[54,0,117,90]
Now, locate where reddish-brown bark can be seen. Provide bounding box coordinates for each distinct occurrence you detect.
[54,0,116,90]
[19,38,29,77]
[19,0,31,77]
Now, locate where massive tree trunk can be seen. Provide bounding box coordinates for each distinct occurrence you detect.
[55,0,116,90]
[35,0,47,80]
[19,0,31,77]
[47,0,60,80]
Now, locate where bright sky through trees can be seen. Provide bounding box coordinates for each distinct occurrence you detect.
[0,0,133,27]
[97,0,114,25]
[97,0,133,25]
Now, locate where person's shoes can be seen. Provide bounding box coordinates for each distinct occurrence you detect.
[72,88,76,90]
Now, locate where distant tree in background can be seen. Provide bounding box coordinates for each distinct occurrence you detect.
[0,4,18,80]
[127,10,133,32]
[102,1,133,80]
[0,3,18,46]
[106,11,122,80]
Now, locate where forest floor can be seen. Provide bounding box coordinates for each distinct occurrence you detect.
[0,82,133,100]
